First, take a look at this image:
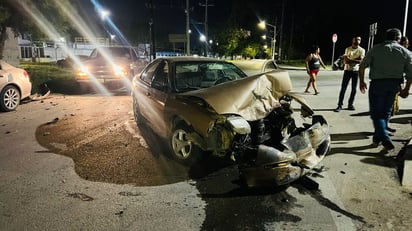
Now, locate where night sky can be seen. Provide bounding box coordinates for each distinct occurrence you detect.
[91,0,410,59]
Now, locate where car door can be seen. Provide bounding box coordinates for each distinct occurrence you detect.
[148,60,170,137]
[136,59,169,137]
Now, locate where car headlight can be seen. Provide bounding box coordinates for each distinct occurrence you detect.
[227,116,251,134]
[76,66,89,78]
[113,65,128,77]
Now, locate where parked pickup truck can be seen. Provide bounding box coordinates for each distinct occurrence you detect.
[75,46,149,92]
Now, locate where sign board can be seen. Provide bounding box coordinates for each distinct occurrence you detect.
[168,34,186,43]
[369,22,378,36]
[332,33,337,43]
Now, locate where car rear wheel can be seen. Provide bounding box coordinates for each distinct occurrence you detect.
[132,96,144,125]
[0,85,21,112]
[170,123,201,164]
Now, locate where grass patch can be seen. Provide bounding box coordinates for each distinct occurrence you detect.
[20,62,82,95]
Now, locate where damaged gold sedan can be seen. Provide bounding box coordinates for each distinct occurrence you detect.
[131,57,330,187]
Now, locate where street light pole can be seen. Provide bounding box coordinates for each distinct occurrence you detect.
[148,0,156,60]
[186,0,190,55]
[403,0,409,35]
[271,24,276,60]
[258,21,276,60]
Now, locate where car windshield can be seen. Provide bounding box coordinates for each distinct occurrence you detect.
[174,61,247,92]
[89,47,132,59]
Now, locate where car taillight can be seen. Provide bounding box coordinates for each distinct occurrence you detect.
[23,70,30,79]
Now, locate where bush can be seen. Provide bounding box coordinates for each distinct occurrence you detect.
[20,62,81,94]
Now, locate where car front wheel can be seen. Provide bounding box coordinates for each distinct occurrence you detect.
[0,85,21,112]
[170,124,201,164]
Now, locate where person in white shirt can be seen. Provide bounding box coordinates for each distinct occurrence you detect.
[334,36,365,112]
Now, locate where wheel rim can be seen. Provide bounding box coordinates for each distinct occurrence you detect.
[4,87,20,110]
[171,129,192,159]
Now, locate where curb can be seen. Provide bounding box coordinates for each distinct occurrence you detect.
[402,138,412,190]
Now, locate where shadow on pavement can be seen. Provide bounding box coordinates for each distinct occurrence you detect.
[40,79,130,96]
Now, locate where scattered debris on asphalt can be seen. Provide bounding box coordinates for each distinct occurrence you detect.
[67,192,94,201]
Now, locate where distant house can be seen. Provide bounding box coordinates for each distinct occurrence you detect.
[16,35,150,62]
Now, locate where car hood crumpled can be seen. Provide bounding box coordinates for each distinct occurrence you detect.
[182,70,293,121]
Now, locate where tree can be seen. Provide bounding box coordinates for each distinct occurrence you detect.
[242,43,260,59]
[215,27,251,58]
[0,0,77,58]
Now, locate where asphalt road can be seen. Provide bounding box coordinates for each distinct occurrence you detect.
[1,68,412,230]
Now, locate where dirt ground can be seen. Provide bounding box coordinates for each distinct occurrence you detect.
[34,94,190,186]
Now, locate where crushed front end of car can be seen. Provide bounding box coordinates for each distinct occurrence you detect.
[237,114,330,187]
[184,70,331,187]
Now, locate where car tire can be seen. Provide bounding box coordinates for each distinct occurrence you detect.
[0,85,21,112]
[170,123,201,165]
[132,95,144,125]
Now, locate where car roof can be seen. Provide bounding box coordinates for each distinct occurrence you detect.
[95,45,133,49]
[153,56,228,63]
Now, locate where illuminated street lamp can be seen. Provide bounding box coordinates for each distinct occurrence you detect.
[98,9,111,44]
[99,9,110,20]
[110,34,116,45]
[200,34,207,56]
[258,20,276,60]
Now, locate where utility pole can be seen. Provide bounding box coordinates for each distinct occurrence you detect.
[199,0,214,56]
[146,0,156,60]
[278,0,286,61]
[186,0,190,55]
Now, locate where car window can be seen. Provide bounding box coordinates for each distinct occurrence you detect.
[174,61,247,92]
[111,48,131,59]
[174,62,202,91]
[264,61,277,72]
[151,61,169,91]
[89,49,99,59]
[141,60,161,84]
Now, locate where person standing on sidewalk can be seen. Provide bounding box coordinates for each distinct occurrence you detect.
[359,28,412,151]
[334,36,365,112]
[401,36,409,49]
[387,36,410,135]
[304,45,326,95]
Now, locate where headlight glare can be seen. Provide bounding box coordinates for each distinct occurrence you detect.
[113,65,128,77]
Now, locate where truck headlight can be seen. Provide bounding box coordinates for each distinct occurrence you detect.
[113,65,128,77]
[76,66,89,78]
